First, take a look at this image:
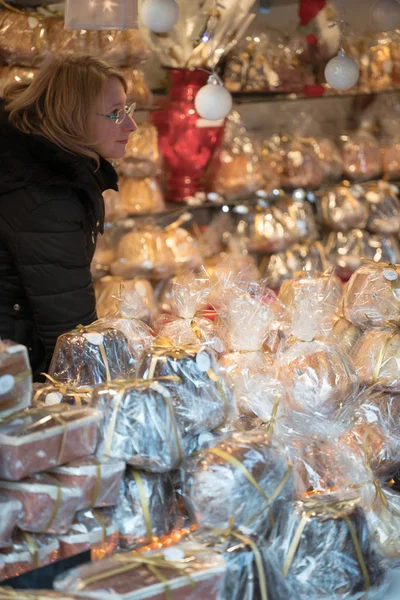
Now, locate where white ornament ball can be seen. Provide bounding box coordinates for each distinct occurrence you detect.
[195,83,233,121]
[371,0,400,32]
[325,51,359,91]
[140,0,179,33]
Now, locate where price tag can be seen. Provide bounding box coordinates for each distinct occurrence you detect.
[83,333,104,346]
[196,351,211,372]
[45,391,63,405]
[384,269,398,282]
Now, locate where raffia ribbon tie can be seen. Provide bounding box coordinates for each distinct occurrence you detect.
[38,372,92,406]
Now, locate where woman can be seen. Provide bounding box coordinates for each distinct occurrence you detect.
[0,54,136,379]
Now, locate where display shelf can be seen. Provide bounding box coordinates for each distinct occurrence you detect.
[231,87,400,104]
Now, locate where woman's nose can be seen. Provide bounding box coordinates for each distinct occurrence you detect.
[123,114,137,132]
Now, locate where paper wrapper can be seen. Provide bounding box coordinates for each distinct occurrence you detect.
[0,405,102,481]
[321,184,368,232]
[111,227,177,280]
[343,262,400,328]
[49,324,136,387]
[118,123,161,179]
[261,242,329,290]
[95,276,157,324]
[139,344,233,437]
[51,457,125,511]
[364,181,400,234]
[0,493,22,549]
[181,431,294,532]
[366,487,400,559]
[276,341,359,417]
[116,469,177,550]
[55,540,226,599]
[278,273,343,342]
[93,379,184,472]
[341,131,382,183]
[154,271,220,351]
[118,177,165,215]
[351,328,400,392]
[265,495,387,600]
[58,508,118,560]
[91,226,116,279]
[0,473,82,534]
[0,531,59,580]
[0,340,32,418]
[0,66,37,96]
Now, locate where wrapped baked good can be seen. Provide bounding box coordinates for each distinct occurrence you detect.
[91,225,117,280]
[48,324,136,386]
[0,405,102,481]
[341,131,382,182]
[93,379,184,471]
[351,328,400,391]
[276,341,359,417]
[366,486,400,558]
[364,181,400,234]
[382,139,400,180]
[116,468,176,549]
[0,493,22,549]
[95,276,157,323]
[330,316,363,355]
[165,223,202,271]
[0,66,37,96]
[139,342,233,437]
[278,272,343,342]
[343,262,400,328]
[54,541,226,599]
[265,495,386,600]
[279,136,323,190]
[0,340,32,417]
[0,591,81,599]
[58,508,118,560]
[0,10,49,67]
[118,123,161,178]
[0,473,82,534]
[207,112,263,199]
[0,531,59,580]
[92,289,153,372]
[32,379,92,407]
[181,431,294,532]
[320,184,368,231]
[312,137,343,183]
[111,226,176,280]
[102,189,125,222]
[50,457,125,511]
[246,200,299,254]
[154,271,220,350]
[120,68,151,107]
[118,177,165,214]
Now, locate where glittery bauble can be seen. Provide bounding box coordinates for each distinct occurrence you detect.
[325,51,359,91]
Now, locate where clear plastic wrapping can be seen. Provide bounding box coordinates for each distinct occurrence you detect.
[265,495,387,600]
[0,473,82,534]
[32,382,92,407]
[341,131,382,182]
[343,262,400,328]
[0,531,59,580]
[116,468,177,550]
[118,177,165,215]
[95,276,157,323]
[321,184,368,231]
[165,225,202,272]
[0,340,32,417]
[364,181,400,234]
[49,324,136,386]
[51,457,126,511]
[246,201,300,254]
[351,328,400,391]
[138,344,233,437]
[0,405,102,481]
[0,493,22,549]
[366,486,400,559]
[118,123,161,179]
[279,136,324,190]
[181,431,294,532]
[54,541,226,599]
[382,139,400,180]
[154,271,220,350]
[0,591,81,599]
[93,379,184,472]
[330,316,363,355]
[275,341,359,417]
[0,11,49,67]
[58,508,118,560]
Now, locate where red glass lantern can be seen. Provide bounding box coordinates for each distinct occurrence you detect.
[151,68,225,203]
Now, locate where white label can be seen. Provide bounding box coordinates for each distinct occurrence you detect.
[163,547,185,561]
[384,269,398,282]
[45,391,63,405]
[196,351,211,372]
[83,333,104,346]
[366,191,380,204]
[213,338,225,354]
[6,345,24,355]
[198,432,214,446]
[196,118,224,128]
[0,375,15,396]
[28,16,39,29]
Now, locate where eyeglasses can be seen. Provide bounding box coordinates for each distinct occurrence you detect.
[96,103,136,125]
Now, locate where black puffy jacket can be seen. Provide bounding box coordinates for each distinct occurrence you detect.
[0,104,118,379]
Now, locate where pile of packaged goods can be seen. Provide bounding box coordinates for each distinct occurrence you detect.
[1,263,400,598]
[0,7,151,107]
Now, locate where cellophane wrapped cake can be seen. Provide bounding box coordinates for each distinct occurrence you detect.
[54,540,226,599]
[93,379,184,471]
[0,531,59,580]
[138,342,234,437]
[48,324,136,386]
[58,508,118,559]
[94,276,157,324]
[0,405,102,480]
[0,493,22,548]
[50,457,126,510]
[0,340,32,417]
[181,431,294,532]
[115,468,177,549]
[32,381,92,407]
[118,122,161,179]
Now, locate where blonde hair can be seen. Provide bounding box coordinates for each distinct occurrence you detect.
[4,54,127,165]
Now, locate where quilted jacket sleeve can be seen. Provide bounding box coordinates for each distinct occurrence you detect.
[5,188,97,363]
